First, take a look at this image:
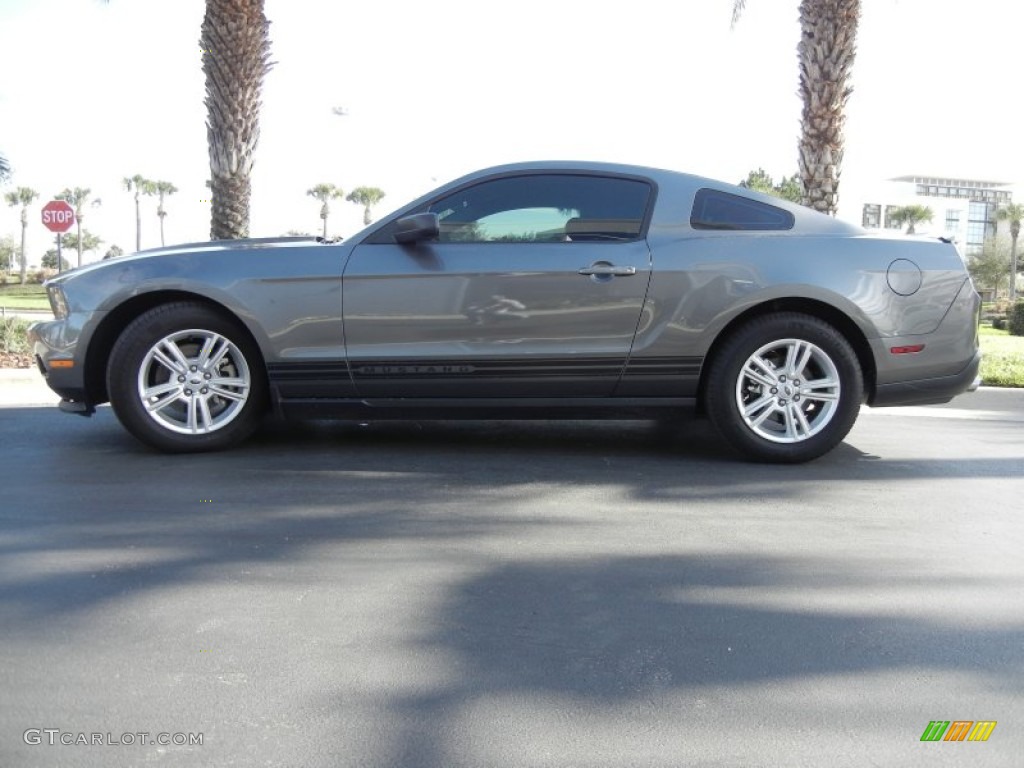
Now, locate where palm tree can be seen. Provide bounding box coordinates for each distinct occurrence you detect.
[123,175,152,252]
[100,1,271,240]
[889,205,933,235]
[61,230,104,264]
[307,183,343,239]
[0,153,10,184]
[4,186,39,284]
[153,181,179,246]
[201,0,273,240]
[57,187,99,268]
[346,186,386,226]
[997,203,1024,301]
[733,0,861,215]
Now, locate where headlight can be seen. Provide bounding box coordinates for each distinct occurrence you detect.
[47,284,69,319]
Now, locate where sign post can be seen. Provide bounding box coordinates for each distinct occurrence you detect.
[41,200,76,273]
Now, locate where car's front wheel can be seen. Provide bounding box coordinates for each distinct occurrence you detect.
[107,302,267,452]
[704,313,863,463]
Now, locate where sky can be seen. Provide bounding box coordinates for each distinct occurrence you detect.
[2,0,1023,264]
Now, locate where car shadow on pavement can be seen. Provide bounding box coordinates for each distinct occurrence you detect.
[1,407,1022,622]
[377,554,1023,766]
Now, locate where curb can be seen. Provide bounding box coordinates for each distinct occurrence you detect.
[0,309,52,320]
[0,367,43,382]
[0,367,60,407]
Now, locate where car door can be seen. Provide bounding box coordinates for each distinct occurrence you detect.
[342,172,655,398]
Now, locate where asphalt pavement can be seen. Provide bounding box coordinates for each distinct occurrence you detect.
[1,378,1022,767]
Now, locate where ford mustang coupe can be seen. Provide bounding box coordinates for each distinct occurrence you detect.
[29,162,981,462]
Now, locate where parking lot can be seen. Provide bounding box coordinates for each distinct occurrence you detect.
[2,384,1022,767]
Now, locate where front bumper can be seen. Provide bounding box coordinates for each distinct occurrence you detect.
[28,316,93,410]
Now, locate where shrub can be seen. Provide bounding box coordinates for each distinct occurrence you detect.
[1009,301,1024,337]
[992,316,1007,330]
[0,316,31,356]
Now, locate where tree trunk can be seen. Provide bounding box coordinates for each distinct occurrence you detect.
[1011,233,1019,302]
[797,0,860,215]
[135,192,142,252]
[202,0,273,241]
[19,208,27,284]
[75,218,83,268]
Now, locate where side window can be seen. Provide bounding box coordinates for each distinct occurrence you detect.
[428,174,652,243]
[691,188,795,231]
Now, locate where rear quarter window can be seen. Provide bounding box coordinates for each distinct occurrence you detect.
[691,188,795,231]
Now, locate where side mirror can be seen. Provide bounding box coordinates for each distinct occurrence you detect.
[393,212,440,244]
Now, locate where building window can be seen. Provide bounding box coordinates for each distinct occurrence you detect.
[964,200,997,251]
[863,204,881,228]
[966,221,987,247]
[945,210,960,233]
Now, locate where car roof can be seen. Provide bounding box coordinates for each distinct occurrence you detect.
[432,161,863,237]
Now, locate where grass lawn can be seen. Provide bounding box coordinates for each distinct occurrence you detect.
[0,283,50,311]
[979,325,1024,388]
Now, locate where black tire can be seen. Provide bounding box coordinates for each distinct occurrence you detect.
[704,312,863,463]
[106,302,268,452]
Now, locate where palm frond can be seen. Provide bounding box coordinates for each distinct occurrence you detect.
[731,0,747,28]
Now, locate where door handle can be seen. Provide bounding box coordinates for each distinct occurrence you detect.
[577,264,637,277]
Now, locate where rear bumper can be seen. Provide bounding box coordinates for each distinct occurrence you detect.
[869,276,981,407]
[871,350,982,407]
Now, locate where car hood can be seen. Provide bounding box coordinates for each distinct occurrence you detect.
[45,236,325,286]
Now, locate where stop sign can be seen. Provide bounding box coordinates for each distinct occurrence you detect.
[42,200,76,233]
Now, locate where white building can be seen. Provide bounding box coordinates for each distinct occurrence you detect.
[842,175,1013,255]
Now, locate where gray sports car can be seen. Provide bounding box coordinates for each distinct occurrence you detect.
[29,161,981,462]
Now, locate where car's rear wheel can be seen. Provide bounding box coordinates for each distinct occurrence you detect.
[107,302,267,452]
[704,313,863,463]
